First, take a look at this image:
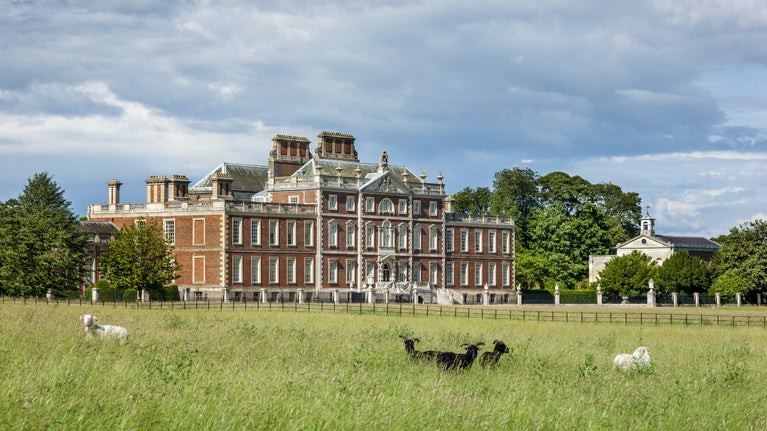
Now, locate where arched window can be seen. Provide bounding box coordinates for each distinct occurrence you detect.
[380,221,393,248]
[379,198,394,214]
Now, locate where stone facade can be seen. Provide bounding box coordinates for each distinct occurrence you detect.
[87,132,516,301]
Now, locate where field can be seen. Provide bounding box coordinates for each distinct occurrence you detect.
[2,303,767,430]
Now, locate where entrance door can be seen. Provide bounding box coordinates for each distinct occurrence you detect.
[381,263,391,282]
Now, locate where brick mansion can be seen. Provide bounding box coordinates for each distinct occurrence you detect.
[87,131,515,303]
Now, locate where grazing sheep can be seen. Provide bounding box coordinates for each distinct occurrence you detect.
[399,335,440,360]
[80,314,129,343]
[479,339,510,367]
[437,342,485,370]
[613,346,651,372]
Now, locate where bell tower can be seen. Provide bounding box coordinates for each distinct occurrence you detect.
[640,207,655,237]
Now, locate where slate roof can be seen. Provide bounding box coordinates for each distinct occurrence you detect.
[191,163,269,195]
[79,220,119,235]
[297,158,423,184]
[655,235,721,250]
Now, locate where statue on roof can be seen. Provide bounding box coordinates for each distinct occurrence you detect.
[379,151,388,168]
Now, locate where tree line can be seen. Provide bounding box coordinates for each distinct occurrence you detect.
[452,167,767,299]
[0,173,178,298]
[1,171,765,301]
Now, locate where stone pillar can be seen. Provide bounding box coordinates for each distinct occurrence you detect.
[758,293,762,306]
[141,289,150,302]
[46,288,53,301]
[647,279,656,307]
[333,289,340,304]
[222,288,229,303]
[367,290,375,304]
[554,284,560,306]
[715,293,721,307]
[297,288,305,304]
[260,288,268,303]
[92,287,99,302]
[516,287,523,306]
[694,292,700,307]
[384,289,390,304]
[183,288,190,302]
[596,285,602,306]
[483,284,490,306]
[736,293,742,307]
[671,292,678,307]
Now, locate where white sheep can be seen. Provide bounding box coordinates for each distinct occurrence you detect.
[80,314,129,343]
[613,346,651,372]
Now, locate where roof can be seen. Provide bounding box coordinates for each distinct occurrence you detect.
[655,235,721,250]
[79,220,119,235]
[299,158,423,184]
[191,163,269,194]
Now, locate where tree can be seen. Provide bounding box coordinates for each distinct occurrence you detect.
[654,251,710,294]
[451,186,491,215]
[100,219,181,299]
[596,251,656,298]
[490,167,540,248]
[710,219,767,295]
[0,173,88,297]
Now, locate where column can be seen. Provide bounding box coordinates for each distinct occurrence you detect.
[92,287,99,303]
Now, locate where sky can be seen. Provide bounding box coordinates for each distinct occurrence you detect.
[1,0,766,239]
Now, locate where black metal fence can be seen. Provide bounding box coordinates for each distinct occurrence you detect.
[5,295,767,328]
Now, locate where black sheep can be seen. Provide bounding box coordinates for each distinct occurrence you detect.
[436,342,485,370]
[479,339,510,367]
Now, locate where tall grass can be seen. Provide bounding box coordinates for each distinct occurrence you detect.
[1,304,766,430]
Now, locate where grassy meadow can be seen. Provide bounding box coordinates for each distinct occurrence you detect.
[2,303,767,430]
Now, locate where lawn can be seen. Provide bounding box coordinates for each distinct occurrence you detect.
[1,303,766,430]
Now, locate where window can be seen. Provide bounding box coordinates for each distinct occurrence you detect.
[489,231,496,253]
[347,196,355,211]
[398,199,408,214]
[460,262,468,286]
[446,262,454,286]
[475,263,483,285]
[328,221,338,247]
[232,218,242,245]
[429,226,438,251]
[304,221,314,247]
[488,263,496,286]
[232,256,242,283]
[287,220,296,246]
[413,201,421,215]
[398,264,407,282]
[289,195,299,204]
[379,198,394,214]
[366,223,375,248]
[380,221,393,248]
[429,201,438,216]
[269,220,279,246]
[251,257,261,284]
[502,231,510,254]
[346,222,355,249]
[329,260,338,284]
[398,225,407,250]
[460,229,468,252]
[413,226,421,250]
[366,197,375,212]
[412,263,421,282]
[163,219,175,245]
[430,263,439,285]
[475,230,483,253]
[346,260,355,285]
[304,258,314,284]
[446,229,454,252]
[269,257,279,284]
[502,263,510,286]
[328,194,338,211]
[251,220,260,245]
[287,258,296,284]
[366,262,376,284]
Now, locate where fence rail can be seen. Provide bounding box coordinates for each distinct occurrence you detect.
[5,295,767,328]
